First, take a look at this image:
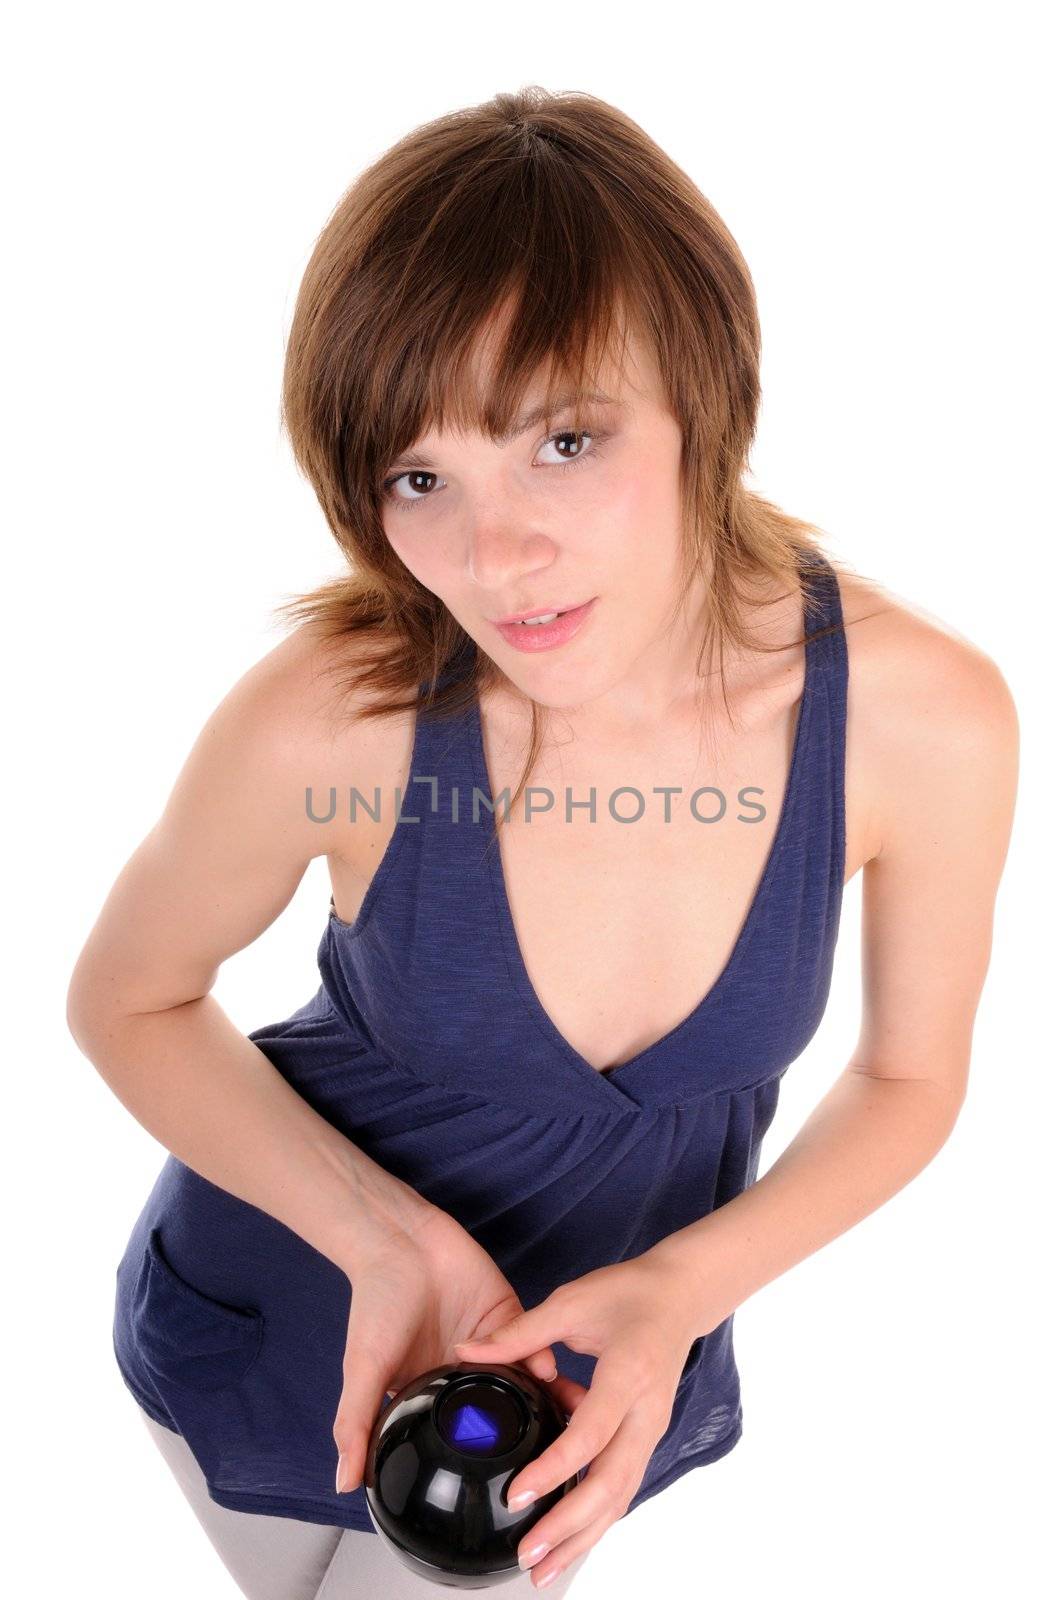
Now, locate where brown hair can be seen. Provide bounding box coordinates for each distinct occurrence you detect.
[275,85,855,831]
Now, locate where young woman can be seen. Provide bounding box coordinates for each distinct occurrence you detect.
[66,87,1018,1599]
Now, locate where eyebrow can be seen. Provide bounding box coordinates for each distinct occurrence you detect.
[388,390,620,471]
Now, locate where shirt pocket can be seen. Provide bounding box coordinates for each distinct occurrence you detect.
[131,1226,264,1395]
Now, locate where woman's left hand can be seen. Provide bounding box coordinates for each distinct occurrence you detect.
[452,1250,718,1588]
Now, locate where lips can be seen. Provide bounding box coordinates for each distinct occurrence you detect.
[491,598,598,653]
[493,603,585,624]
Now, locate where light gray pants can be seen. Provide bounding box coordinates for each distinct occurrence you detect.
[138,1406,592,1598]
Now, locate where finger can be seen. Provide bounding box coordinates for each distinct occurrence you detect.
[517,1346,560,1383]
[505,1367,628,1508]
[454,1298,565,1367]
[334,1359,394,1493]
[333,1393,376,1494]
[516,1407,652,1575]
[454,1336,557,1383]
[523,1508,613,1592]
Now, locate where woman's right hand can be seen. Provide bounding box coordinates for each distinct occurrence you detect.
[333,1204,560,1494]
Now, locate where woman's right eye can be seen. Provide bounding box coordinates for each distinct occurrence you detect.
[380,469,439,512]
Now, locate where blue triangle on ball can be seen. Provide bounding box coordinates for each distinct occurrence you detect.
[451,1404,500,1446]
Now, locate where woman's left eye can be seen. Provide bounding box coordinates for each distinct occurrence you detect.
[380,428,607,514]
[537,428,598,467]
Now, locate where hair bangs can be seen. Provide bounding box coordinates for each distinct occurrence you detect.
[361,248,648,507]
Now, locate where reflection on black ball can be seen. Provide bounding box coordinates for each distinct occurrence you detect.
[364,1361,578,1588]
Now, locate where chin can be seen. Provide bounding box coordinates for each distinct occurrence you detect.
[510,658,617,714]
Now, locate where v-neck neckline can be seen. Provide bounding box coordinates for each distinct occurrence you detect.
[464,586,822,1089]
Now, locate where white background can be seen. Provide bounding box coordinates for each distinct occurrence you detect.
[5,2,1058,1595]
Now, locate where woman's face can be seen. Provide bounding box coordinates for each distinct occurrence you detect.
[379,329,699,711]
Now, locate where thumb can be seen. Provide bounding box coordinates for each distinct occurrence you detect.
[454,1300,560,1367]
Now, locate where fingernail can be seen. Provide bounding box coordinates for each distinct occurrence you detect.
[518,1541,551,1570]
[535,1567,561,1589]
[335,1453,348,1493]
[508,1487,536,1510]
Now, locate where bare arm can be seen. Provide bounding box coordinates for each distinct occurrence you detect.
[645,617,1020,1324]
[66,629,434,1273]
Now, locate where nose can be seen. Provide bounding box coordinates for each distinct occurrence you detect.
[464,513,560,599]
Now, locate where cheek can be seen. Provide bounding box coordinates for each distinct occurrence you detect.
[385,525,453,595]
[586,457,681,574]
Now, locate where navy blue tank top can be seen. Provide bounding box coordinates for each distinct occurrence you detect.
[112,553,848,1532]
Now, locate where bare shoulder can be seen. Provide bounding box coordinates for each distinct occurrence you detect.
[834,563,1020,866]
[238,621,421,873]
[220,620,413,780]
[151,618,420,884]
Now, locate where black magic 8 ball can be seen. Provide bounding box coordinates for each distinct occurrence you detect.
[364,1361,579,1588]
